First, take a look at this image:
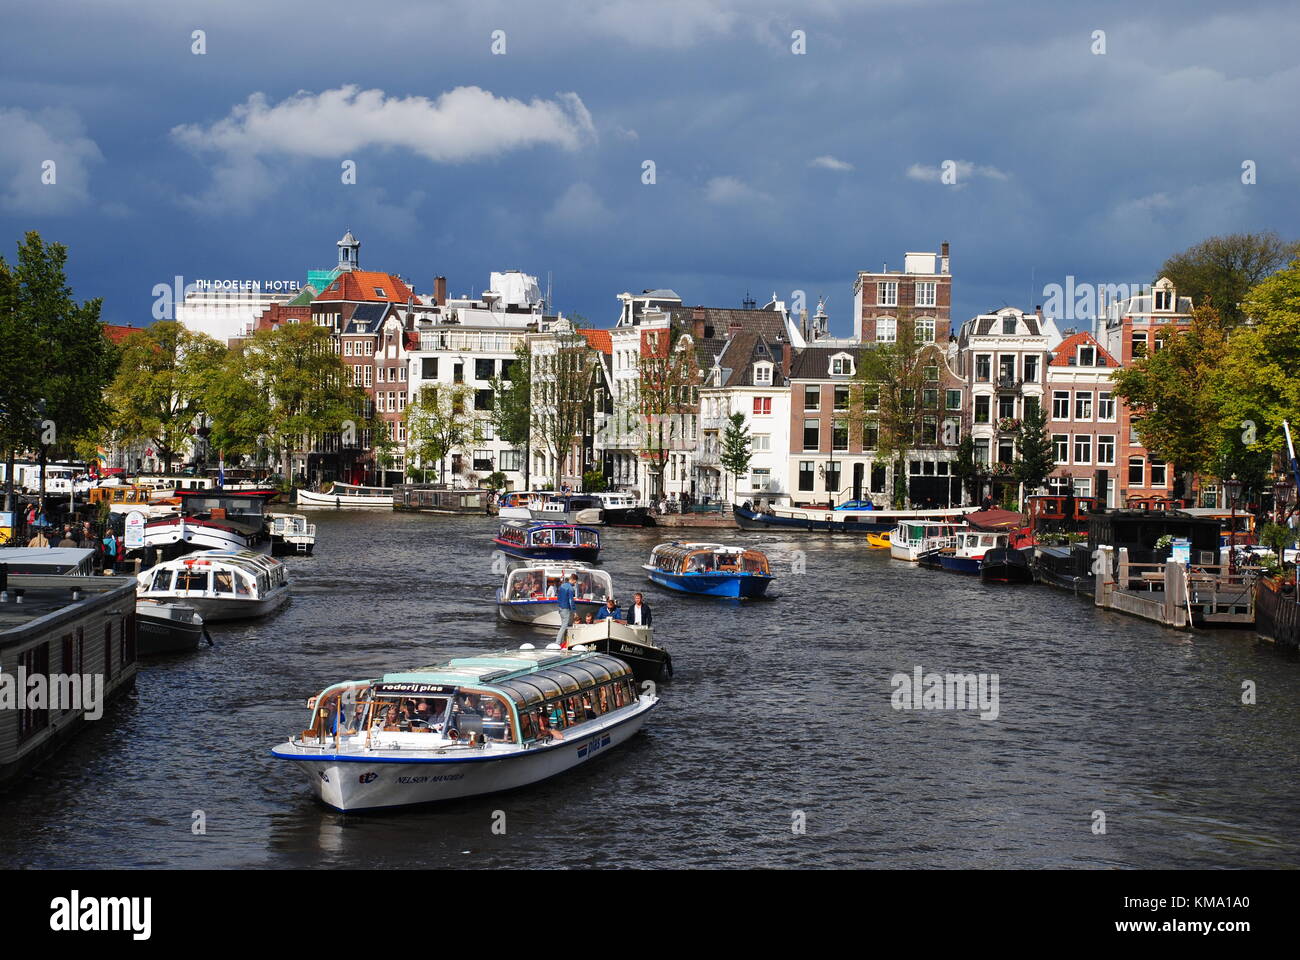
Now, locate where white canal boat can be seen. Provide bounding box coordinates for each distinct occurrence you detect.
[135,549,290,621]
[271,648,658,812]
[889,520,964,562]
[496,563,612,626]
[297,482,393,509]
[266,513,316,556]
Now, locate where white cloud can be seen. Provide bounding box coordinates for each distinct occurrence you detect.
[545,182,612,231]
[172,84,596,213]
[0,106,102,214]
[809,154,852,171]
[905,160,1010,184]
[704,175,769,205]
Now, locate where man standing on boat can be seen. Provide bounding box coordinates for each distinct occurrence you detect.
[556,572,579,646]
[628,592,652,627]
[597,596,624,622]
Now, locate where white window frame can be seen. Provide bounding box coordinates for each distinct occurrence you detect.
[877,281,898,307]
[915,281,936,308]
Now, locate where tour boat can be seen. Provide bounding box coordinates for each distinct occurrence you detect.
[266,513,316,556]
[135,549,290,621]
[496,563,611,626]
[531,495,605,525]
[297,482,393,509]
[143,490,274,558]
[591,491,655,527]
[979,547,1034,584]
[736,501,979,535]
[496,491,536,521]
[889,521,963,562]
[135,600,208,654]
[493,521,601,563]
[270,648,658,812]
[564,619,672,683]
[643,542,774,599]
[936,531,1011,575]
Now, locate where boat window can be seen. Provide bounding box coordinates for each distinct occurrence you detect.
[213,570,236,594]
[150,568,174,592]
[234,572,253,596]
[176,569,209,592]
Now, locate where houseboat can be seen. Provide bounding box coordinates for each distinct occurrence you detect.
[297,482,393,509]
[393,485,490,515]
[143,489,274,558]
[565,619,672,683]
[890,521,962,562]
[135,550,290,621]
[266,513,316,556]
[496,563,611,626]
[129,474,217,500]
[0,571,139,787]
[88,484,179,518]
[928,531,1011,575]
[135,600,208,654]
[643,542,774,598]
[736,501,979,535]
[493,521,601,563]
[270,648,658,812]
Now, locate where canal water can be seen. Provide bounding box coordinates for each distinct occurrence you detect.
[2,511,1298,869]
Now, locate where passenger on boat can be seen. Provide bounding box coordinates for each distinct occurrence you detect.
[536,712,563,741]
[628,592,652,626]
[411,699,440,731]
[555,573,579,646]
[597,597,624,622]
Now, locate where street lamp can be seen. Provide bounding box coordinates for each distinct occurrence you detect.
[1273,474,1295,524]
[1224,473,1243,574]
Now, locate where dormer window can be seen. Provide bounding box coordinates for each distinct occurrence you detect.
[830,353,855,377]
[1155,290,1172,310]
[753,362,773,385]
[374,288,387,298]
[1002,316,1017,335]
[1077,345,1096,366]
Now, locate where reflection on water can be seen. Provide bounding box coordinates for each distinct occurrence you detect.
[1,511,1298,869]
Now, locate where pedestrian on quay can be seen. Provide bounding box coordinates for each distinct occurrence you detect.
[102,529,118,573]
[57,526,78,548]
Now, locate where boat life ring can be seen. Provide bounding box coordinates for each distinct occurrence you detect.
[447,728,460,740]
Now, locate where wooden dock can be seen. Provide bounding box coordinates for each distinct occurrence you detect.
[1093,547,1256,630]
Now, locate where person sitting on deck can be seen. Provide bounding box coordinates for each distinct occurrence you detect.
[379,705,406,732]
[411,699,438,731]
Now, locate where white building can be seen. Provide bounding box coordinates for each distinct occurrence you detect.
[177,286,302,344]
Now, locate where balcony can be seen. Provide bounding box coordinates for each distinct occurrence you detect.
[996,376,1023,392]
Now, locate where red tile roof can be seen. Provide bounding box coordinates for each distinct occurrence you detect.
[1050,331,1120,367]
[316,270,416,304]
[579,328,612,353]
[103,323,139,344]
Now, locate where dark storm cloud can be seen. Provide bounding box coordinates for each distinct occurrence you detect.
[1,0,1296,334]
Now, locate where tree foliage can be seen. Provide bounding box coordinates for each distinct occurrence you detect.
[1012,402,1055,495]
[1159,232,1299,328]
[719,411,752,503]
[406,383,481,483]
[532,323,599,490]
[636,321,698,499]
[856,313,930,507]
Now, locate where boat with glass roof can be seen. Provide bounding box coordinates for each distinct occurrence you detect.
[493,520,601,563]
[496,562,611,625]
[135,549,290,620]
[270,647,658,811]
[643,542,774,598]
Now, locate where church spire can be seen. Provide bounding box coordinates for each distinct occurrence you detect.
[337,229,360,272]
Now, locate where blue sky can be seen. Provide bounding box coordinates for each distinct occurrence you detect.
[2,0,1297,337]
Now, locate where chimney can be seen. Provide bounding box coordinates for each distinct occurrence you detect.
[940,241,950,275]
[727,320,743,338]
[1035,305,1043,320]
[434,276,447,306]
[692,306,706,340]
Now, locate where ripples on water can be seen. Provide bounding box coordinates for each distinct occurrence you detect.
[2,512,1298,869]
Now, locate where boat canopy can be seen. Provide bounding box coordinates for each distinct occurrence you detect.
[502,564,609,602]
[497,520,600,547]
[648,542,770,575]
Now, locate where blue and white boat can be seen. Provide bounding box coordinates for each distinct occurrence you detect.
[643,542,774,599]
[270,648,657,812]
[493,520,601,563]
[935,531,1011,574]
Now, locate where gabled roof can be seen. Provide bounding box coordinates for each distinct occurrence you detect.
[103,323,139,345]
[788,345,868,380]
[342,302,392,335]
[316,270,415,304]
[714,331,787,388]
[1050,331,1120,368]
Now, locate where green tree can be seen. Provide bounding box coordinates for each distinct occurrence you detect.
[532,323,598,490]
[856,314,928,507]
[1215,259,1300,459]
[490,339,532,485]
[1112,303,1230,482]
[207,323,361,481]
[1160,232,1299,328]
[406,383,481,484]
[105,321,227,473]
[636,321,698,500]
[0,232,118,506]
[581,469,607,492]
[952,433,978,505]
[1012,403,1054,496]
[719,412,752,504]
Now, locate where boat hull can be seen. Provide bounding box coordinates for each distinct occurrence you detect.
[136,607,206,654]
[152,588,290,622]
[144,518,255,557]
[980,548,1034,584]
[496,596,604,626]
[296,489,391,509]
[270,536,315,556]
[644,567,772,598]
[736,505,892,534]
[564,622,672,683]
[938,554,982,575]
[272,699,656,812]
[494,541,600,564]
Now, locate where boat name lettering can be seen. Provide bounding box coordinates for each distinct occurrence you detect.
[397,773,466,784]
[576,734,611,758]
[376,683,455,696]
